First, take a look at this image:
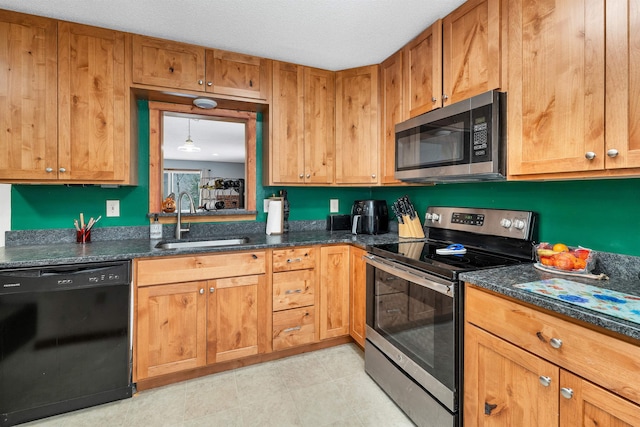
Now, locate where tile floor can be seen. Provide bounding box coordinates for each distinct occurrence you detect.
[24,343,415,426]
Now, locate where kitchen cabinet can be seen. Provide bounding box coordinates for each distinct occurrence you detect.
[349,246,367,347]
[58,22,133,183]
[269,61,335,185]
[131,35,270,101]
[379,51,405,184]
[134,251,269,381]
[272,247,319,350]
[335,65,380,185]
[319,245,350,340]
[507,0,640,179]
[0,11,57,182]
[464,285,640,426]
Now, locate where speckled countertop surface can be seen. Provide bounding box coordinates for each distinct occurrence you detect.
[460,253,640,341]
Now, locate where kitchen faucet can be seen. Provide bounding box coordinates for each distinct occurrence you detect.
[175,191,196,239]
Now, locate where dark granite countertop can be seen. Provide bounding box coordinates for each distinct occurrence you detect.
[0,230,401,269]
[460,253,640,341]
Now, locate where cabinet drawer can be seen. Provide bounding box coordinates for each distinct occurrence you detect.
[272,247,316,272]
[466,285,640,405]
[273,307,316,350]
[273,270,315,311]
[135,251,265,286]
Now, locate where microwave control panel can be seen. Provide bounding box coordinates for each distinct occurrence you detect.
[472,118,489,159]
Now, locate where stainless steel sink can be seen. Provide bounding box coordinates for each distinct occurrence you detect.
[155,237,249,250]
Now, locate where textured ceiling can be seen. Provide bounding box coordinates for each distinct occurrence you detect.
[0,0,465,71]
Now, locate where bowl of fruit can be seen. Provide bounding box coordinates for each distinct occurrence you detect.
[535,243,594,273]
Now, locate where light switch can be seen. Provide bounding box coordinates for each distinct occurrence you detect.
[330,199,339,213]
[106,200,120,217]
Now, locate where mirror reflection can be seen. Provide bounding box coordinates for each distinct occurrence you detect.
[162,113,246,212]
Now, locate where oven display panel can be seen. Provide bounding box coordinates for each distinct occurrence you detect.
[451,212,484,226]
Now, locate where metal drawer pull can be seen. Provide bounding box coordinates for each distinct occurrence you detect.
[549,338,563,349]
[287,258,302,263]
[539,376,552,387]
[284,326,302,333]
[386,309,401,314]
[560,388,574,399]
[285,289,302,294]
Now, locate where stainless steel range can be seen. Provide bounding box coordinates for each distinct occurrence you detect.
[364,206,537,427]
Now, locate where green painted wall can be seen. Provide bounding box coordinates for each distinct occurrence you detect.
[10,101,640,256]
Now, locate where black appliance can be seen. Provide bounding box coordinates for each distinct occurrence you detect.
[395,91,506,182]
[351,200,389,235]
[364,207,537,427]
[0,261,132,427]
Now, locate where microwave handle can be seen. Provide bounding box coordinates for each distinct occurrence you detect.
[364,254,454,298]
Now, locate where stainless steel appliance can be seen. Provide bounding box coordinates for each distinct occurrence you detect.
[351,200,389,235]
[364,207,537,427]
[395,91,506,182]
[0,261,132,426]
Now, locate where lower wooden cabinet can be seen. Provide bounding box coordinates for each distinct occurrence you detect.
[319,245,350,340]
[273,306,316,351]
[464,285,640,426]
[349,246,367,347]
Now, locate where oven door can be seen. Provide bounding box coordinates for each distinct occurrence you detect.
[364,254,457,412]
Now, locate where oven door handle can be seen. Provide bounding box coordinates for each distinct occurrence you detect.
[364,254,454,297]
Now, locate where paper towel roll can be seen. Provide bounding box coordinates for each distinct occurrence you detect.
[266,199,284,235]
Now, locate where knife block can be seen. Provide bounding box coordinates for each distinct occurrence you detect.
[399,222,412,238]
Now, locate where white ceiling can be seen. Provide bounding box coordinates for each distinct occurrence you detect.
[0,0,465,71]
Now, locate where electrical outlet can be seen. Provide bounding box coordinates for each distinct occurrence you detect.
[106,200,120,217]
[330,199,339,213]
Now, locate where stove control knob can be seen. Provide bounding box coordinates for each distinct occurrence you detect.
[431,213,440,222]
[500,218,512,228]
[513,219,526,230]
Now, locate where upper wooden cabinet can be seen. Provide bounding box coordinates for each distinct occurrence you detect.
[269,61,335,185]
[335,65,380,185]
[442,0,503,107]
[380,51,405,184]
[0,11,57,182]
[58,22,133,183]
[131,35,271,101]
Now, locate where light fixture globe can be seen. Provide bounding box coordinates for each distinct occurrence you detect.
[193,97,218,109]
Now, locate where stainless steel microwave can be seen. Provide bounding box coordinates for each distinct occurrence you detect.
[395,91,506,183]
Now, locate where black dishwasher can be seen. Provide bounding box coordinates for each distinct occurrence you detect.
[0,261,132,426]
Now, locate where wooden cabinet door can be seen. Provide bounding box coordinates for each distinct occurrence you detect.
[605,1,640,170]
[559,370,640,426]
[507,0,606,177]
[443,0,502,106]
[335,65,380,184]
[403,20,442,116]
[319,245,350,340]
[303,66,335,184]
[273,270,315,311]
[205,49,270,100]
[271,61,305,184]
[207,274,268,364]
[135,281,207,381]
[58,22,128,182]
[464,324,559,427]
[131,35,205,92]
[0,11,57,181]
[380,51,405,184]
[349,246,367,347]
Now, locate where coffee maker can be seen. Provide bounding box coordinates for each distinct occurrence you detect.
[351,200,389,235]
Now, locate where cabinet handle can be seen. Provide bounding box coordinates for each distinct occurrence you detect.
[442,94,449,101]
[168,67,174,73]
[198,80,204,85]
[199,288,204,295]
[299,174,304,179]
[306,174,311,178]
[607,149,619,158]
[59,167,66,173]
[287,258,302,263]
[207,81,212,86]
[209,287,215,293]
[549,337,563,349]
[585,151,596,160]
[252,254,258,259]
[560,388,574,399]
[45,167,53,173]
[371,174,376,179]
[285,289,302,294]
[249,79,253,87]
[431,96,437,103]
[539,376,552,387]
[283,326,301,333]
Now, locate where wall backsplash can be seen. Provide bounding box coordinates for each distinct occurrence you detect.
[9,101,640,256]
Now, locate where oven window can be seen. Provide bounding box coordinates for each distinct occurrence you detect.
[372,269,455,390]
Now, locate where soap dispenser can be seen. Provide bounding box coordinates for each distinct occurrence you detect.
[150,214,163,239]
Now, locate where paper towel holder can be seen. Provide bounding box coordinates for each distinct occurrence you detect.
[265,197,284,235]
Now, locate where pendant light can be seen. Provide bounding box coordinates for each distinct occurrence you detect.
[177,119,201,152]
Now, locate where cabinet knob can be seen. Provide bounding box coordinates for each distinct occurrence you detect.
[549,337,563,349]
[538,376,552,387]
[299,174,304,179]
[59,167,66,173]
[371,174,376,179]
[199,288,204,295]
[607,149,619,158]
[585,151,596,160]
[198,80,204,85]
[207,81,213,86]
[209,287,215,293]
[442,94,449,101]
[45,167,53,173]
[306,174,311,178]
[560,388,574,399]
[431,96,437,103]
